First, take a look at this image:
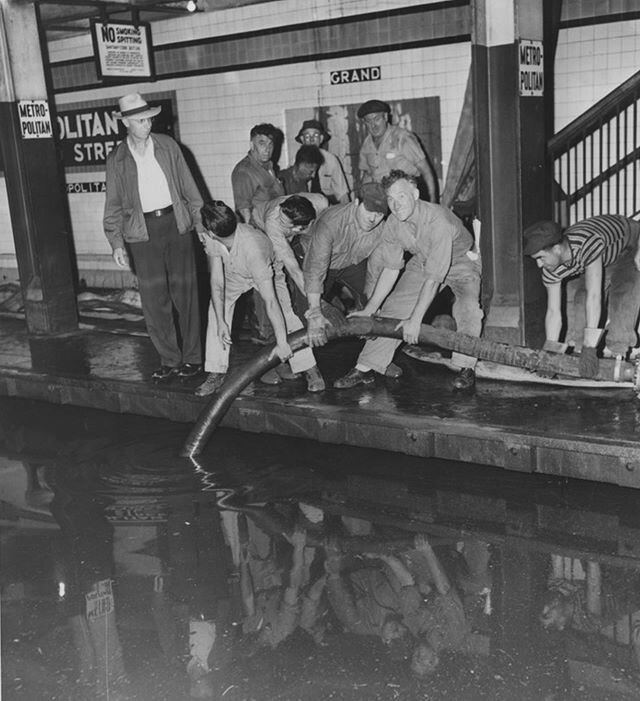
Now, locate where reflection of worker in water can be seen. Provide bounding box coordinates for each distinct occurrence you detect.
[324,533,468,676]
[524,215,640,378]
[240,522,326,648]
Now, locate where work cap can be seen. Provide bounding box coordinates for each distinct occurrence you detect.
[523,220,563,256]
[357,99,391,118]
[115,93,161,120]
[359,181,388,215]
[295,119,328,143]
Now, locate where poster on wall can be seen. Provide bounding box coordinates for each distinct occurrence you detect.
[56,97,175,169]
[91,20,155,81]
[284,97,441,196]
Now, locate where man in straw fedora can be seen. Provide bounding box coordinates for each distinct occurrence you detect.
[104,93,204,383]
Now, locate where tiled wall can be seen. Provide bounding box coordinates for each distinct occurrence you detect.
[555,19,640,131]
[2,1,640,286]
[44,0,472,286]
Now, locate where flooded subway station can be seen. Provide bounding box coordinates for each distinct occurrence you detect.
[3,393,640,701]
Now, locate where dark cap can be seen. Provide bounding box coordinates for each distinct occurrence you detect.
[357,99,391,118]
[523,220,563,256]
[295,119,328,143]
[358,182,388,215]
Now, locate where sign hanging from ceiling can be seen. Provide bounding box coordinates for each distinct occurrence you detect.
[90,20,155,81]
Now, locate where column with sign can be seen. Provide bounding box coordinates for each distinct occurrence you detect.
[472,0,549,348]
[0,0,77,334]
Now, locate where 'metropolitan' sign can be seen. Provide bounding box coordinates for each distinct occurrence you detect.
[18,100,53,139]
[91,20,155,80]
[519,39,544,97]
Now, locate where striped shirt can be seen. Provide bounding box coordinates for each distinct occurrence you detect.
[542,214,635,285]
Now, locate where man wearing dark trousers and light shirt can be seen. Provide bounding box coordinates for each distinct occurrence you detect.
[103,93,204,383]
[523,215,640,378]
[333,170,483,393]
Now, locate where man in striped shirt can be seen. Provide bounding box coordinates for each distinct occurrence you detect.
[523,214,640,378]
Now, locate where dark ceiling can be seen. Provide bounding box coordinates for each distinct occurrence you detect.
[37,0,273,42]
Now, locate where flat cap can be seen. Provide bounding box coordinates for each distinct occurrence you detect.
[523,220,563,256]
[357,99,391,118]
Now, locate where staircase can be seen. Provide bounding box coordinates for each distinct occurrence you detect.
[549,70,640,225]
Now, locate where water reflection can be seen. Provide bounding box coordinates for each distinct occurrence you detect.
[2,400,640,699]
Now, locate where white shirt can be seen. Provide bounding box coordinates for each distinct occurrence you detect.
[128,137,172,212]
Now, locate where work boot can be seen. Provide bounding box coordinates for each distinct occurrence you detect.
[333,368,375,389]
[195,373,226,396]
[259,368,282,385]
[385,362,403,379]
[452,368,476,392]
[305,366,326,392]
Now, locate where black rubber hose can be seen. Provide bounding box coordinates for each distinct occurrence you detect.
[181,316,636,458]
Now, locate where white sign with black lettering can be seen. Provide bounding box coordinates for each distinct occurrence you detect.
[330,66,381,85]
[18,100,53,139]
[92,21,154,79]
[519,39,543,97]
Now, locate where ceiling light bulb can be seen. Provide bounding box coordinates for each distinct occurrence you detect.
[186,0,197,11]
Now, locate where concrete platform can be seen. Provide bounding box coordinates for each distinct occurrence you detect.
[1,315,639,488]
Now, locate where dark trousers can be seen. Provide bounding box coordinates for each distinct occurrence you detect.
[129,212,201,367]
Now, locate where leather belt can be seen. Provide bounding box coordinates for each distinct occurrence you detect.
[144,204,173,218]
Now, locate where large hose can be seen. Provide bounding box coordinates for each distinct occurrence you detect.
[181,316,637,458]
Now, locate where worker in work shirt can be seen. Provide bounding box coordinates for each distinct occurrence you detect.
[523,214,640,378]
[333,170,483,393]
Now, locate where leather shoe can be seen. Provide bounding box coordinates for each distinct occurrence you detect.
[452,368,476,392]
[177,363,202,378]
[385,362,403,379]
[305,366,326,392]
[333,368,375,389]
[151,365,178,382]
[195,373,226,396]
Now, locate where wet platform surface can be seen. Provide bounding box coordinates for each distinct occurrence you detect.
[1,315,640,488]
[3,398,640,700]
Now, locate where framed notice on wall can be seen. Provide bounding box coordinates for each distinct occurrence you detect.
[90,20,155,81]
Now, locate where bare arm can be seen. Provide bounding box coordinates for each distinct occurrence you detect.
[414,534,451,596]
[396,278,440,345]
[544,282,563,342]
[349,267,400,317]
[583,259,604,330]
[209,255,231,346]
[281,248,306,295]
[255,276,292,361]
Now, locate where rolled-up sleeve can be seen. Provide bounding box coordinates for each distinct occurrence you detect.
[303,220,336,295]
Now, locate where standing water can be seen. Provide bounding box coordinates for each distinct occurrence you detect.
[1,397,640,700]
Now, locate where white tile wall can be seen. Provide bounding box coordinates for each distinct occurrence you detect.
[5,6,638,284]
[554,19,640,131]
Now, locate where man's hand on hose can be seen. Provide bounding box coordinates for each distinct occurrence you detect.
[306,307,331,347]
[537,339,567,378]
[396,317,421,345]
[579,346,599,379]
[579,328,603,379]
